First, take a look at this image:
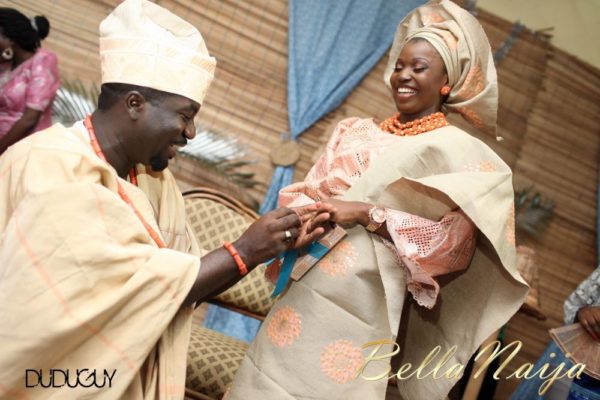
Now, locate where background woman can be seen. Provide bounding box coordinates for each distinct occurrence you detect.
[228,1,528,399]
[0,8,59,154]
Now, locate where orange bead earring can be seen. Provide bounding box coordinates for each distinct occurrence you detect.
[440,85,451,96]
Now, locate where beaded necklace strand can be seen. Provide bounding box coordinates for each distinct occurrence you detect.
[379,112,448,136]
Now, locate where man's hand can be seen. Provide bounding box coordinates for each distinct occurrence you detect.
[577,306,600,341]
[234,208,302,267]
[186,205,332,306]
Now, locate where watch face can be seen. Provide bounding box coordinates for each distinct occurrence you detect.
[372,207,386,223]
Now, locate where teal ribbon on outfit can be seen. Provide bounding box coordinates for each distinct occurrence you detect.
[271,249,297,297]
[270,241,329,297]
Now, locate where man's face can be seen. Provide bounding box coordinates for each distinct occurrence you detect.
[135,94,200,171]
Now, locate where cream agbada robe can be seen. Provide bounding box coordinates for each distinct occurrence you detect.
[0,122,201,399]
[228,119,528,400]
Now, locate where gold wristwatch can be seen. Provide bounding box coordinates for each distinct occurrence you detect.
[366,206,386,232]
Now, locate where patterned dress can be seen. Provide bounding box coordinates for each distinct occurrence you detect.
[278,117,477,308]
[564,265,600,324]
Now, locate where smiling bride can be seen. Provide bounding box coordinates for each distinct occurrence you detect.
[227,1,528,399]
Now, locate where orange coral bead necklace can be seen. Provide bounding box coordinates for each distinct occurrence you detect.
[83,115,166,248]
[379,112,448,136]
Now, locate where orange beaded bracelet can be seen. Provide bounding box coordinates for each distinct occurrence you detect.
[223,241,248,276]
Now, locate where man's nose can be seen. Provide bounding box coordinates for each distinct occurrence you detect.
[185,120,196,140]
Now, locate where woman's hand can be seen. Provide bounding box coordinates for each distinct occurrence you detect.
[263,202,335,284]
[291,202,336,249]
[322,199,371,229]
[577,306,600,341]
[0,108,43,155]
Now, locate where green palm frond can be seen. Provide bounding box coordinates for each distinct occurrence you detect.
[514,187,555,239]
[52,79,260,192]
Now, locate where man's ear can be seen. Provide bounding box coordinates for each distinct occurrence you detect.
[125,91,146,120]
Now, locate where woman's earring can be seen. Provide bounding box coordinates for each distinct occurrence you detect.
[1,47,13,61]
[440,85,451,96]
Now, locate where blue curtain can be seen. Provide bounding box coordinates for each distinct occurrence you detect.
[202,305,260,343]
[260,0,426,213]
[208,0,426,342]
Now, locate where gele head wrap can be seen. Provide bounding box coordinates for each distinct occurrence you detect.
[384,0,498,136]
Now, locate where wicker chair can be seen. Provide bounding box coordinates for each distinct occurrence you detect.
[183,187,275,400]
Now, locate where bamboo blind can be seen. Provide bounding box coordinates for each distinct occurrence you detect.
[498,48,600,398]
[4,1,599,399]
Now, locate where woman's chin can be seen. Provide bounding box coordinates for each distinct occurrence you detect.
[394,104,420,116]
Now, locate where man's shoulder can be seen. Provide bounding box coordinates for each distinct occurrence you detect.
[7,123,87,154]
[1,123,107,189]
[17,123,94,159]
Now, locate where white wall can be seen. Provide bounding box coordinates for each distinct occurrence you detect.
[478,0,600,68]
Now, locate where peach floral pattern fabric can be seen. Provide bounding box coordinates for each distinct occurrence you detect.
[455,63,484,100]
[0,49,60,137]
[266,306,302,348]
[320,340,365,384]
[463,161,498,172]
[318,240,358,277]
[506,205,516,245]
[279,118,476,307]
[421,11,445,26]
[456,106,485,129]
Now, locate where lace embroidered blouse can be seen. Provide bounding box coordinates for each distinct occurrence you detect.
[0,49,60,138]
[278,117,476,308]
[564,265,600,324]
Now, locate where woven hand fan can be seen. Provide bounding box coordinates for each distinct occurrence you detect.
[549,323,600,380]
